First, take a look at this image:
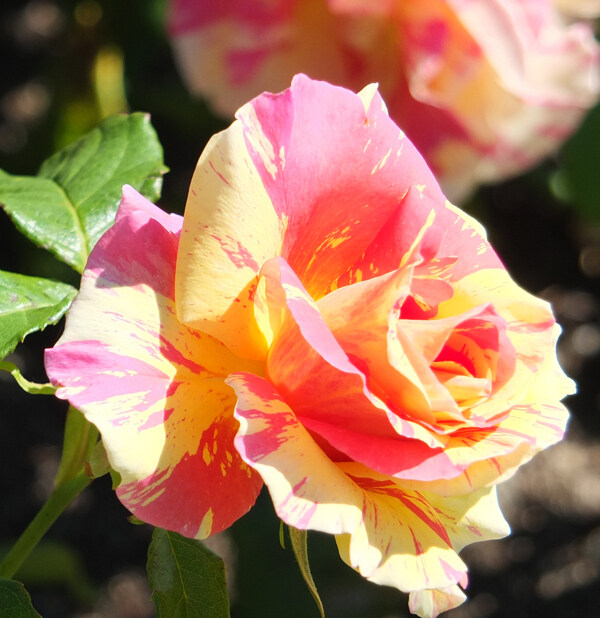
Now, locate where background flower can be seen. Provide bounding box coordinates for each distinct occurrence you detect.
[168,0,600,201]
[46,75,574,616]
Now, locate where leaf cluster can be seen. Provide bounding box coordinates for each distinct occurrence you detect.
[0,113,166,363]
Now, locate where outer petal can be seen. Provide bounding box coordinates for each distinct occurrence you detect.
[175,119,281,359]
[237,74,450,298]
[228,372,508,601]
[403,400,570,497]
[45,189,263,538]
[334,466,509,593]
[334,196,502,292]
[116,184,183,233]
[409,585,467,618]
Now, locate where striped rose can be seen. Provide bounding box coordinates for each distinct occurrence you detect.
[46,76,574,617]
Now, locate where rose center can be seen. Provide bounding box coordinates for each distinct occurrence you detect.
[431,331,493,407]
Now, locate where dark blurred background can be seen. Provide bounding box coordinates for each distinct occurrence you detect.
[1,1,599,617]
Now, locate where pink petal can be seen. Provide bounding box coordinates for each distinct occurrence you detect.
[229,371,508,598]
[45,188,263,538]
[260,256,472,481]
[238,74,451,298]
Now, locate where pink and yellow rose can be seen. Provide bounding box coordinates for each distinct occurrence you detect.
[45,76,574,617]
[168,0,600,201]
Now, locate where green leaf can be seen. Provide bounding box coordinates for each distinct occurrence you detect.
[147,528,230,618]
[288,526,325,618]
[2,540,96,606]
[0,361,55,395]
[0,113,167,272]
[0,270,77,359]
[0,577,41,618]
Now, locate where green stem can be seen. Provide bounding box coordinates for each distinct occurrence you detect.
[54,407,98,489]
[0,470,91,579]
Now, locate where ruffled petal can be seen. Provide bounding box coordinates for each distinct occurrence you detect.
[404,399,570,496]
[175,119,281,359]
[408,585,467,618]
[437,268,576,421]
[260,257,410,440]
[335,466,509,591]
[46,189,263,537]
[229,372,508,599]
[260,256,444,453]
[237,74,449,298]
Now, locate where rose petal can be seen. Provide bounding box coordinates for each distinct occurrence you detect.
[46,189,263,537]
[335,466,509,592]
[116,184,182,233]
[408,584,467,618]
[317,266,439,422]
[169,1,350,117]
[237,74,450,298]
[228,372,508,598]
[405,399,570,496]
[260,256,443,450]
[175,119,281,359]
[437,268,575,421]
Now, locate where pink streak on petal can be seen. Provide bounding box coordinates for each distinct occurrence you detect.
[46,341,171,415]
[238,74,451,297]
[210,233,260,270]
[158,335,206,375]
[300,416,464,482]
[87,208,181,301]
[208,161,231,186]
[118,411,263,538]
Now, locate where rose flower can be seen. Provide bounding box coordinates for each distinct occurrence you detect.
[45,76,574,617]
[168,0,600,201]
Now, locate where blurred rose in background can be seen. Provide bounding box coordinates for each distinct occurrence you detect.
[168,0,600,201]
